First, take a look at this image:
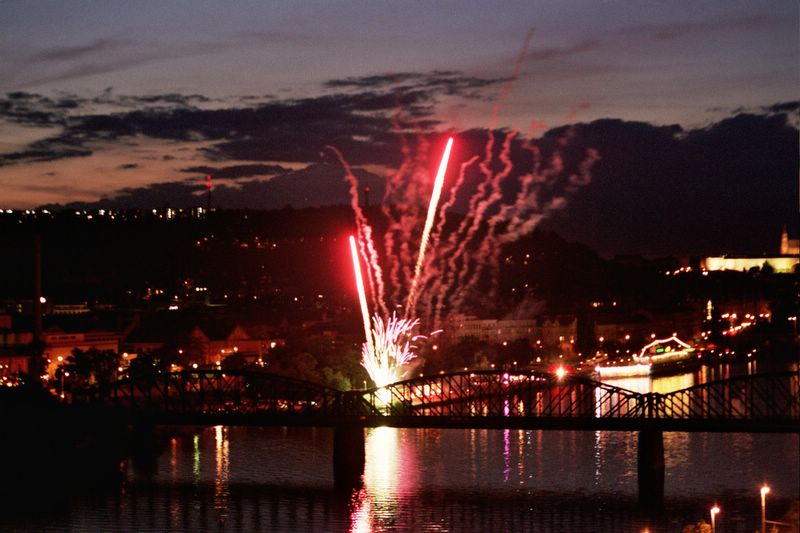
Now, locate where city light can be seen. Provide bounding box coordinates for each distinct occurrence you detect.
[710,505,720,533]
[760,484,770,533]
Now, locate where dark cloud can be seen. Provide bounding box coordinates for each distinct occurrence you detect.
[766,101,800,114]
[32,38,132,62]
[526,40,604,61]
[181,164,289,180]
[326,72,429,89]
[55,163,383,211]
[90,89,212,108]
[325,70,507,94]
[0,147,91,166]
[326,70,509,100]
[117,163,139,170]
[0,92,71,126]
[620,15,772,42]
[1,87,440,166]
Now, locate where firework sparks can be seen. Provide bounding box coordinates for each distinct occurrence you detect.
[361,313,422,388]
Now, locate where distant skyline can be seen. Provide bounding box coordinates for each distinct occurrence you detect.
[1,0,798,256]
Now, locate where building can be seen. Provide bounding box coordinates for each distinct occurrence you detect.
[701,227,800,274]
[446,314,539,344]
[780,226,800,255]
[42,329,121,376]
[123,315,281,367]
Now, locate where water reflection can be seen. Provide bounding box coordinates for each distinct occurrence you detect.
[348,487,371,533]
[364,426,398,496]
[503,429,510,482]
[354,426,424,531]
[601,361,766,395]
[192,434,200,483]
[214,425,230,522]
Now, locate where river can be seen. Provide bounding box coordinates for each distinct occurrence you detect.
[3,361,798,532]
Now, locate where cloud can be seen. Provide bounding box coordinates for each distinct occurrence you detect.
[1,84,447,166]
[526,40,604,62]
[52,163,383,211]
[31,38,133,63]
[180,164,289,180]
[10,31,305,90]
[0,146,92,166]
[620,15,772,42]
[117,163,139,170]
[0,92,71,126]
[766,101,800,114]
[325,70,509,99]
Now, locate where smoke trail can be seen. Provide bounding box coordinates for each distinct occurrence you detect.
[382,113,416,303]
[449,131,518,310]
[426,129,512,325]
[489,27,535,129]
[326,145,388,316]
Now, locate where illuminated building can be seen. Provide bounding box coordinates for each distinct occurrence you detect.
[42,330,121,376]
[701,227,799,274]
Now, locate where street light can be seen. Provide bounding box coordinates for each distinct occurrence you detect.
[710,505,720,533]
[760,484,770,533]
[57,356,64,399]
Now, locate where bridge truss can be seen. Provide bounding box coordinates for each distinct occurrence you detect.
[84,369,800,432]
[364,370,799,432]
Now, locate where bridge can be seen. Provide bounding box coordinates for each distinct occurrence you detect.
[76,369,800,505]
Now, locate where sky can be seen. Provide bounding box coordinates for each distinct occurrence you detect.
[0,0,798,256]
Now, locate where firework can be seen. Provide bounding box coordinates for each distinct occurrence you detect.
[350,235,374,358]
[361,313,423,388]
[336,34,599,394]
[405,136,453,316]
[350,138,452,388]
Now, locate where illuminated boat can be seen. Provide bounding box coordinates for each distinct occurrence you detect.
[595,336,695,378]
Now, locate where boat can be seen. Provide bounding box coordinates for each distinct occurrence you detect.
[595,336,695,378]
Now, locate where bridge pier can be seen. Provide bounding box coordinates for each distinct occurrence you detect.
[637,428,664,508]
[333,424,365,490]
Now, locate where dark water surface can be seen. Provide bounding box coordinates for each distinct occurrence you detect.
[3,361,799,532]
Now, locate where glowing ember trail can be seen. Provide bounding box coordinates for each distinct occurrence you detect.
[349,235,373,357]
[405,136,453,316]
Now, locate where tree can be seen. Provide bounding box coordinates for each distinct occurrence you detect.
[64,348,121,386]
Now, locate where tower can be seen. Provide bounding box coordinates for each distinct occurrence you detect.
[780,226,799,255]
